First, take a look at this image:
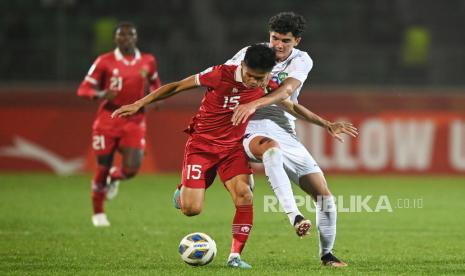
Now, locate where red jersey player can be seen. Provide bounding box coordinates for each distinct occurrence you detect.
[112,44,276,269]
[77,22,161,227]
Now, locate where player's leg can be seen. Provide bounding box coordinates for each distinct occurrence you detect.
[179,186,205,216]
[90,132,118,227]
[278,137,346,266]
[106,122,146,199]
[224,174,253,269]
[244,131,308,235]
[177,137,217,216]
[106,147,144,200]
[298,170,347,267]
[218,148,255,269]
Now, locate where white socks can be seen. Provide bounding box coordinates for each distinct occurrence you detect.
[315,196,337,257]
[262,147,302,225]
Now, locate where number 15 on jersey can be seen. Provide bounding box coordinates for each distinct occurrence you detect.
[186,164,202,179]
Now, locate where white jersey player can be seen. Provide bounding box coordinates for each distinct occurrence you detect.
[228,12,357,267]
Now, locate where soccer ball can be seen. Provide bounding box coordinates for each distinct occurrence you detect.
[179,232,217,266]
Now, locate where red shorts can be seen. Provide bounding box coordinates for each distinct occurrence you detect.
[91,110,146,156]
[181,135,252,189]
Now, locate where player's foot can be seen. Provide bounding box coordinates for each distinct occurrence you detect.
[173,187,181,209]
[321,252,348,267]
[106,167,120,200]
[227,256,252,269]
[92,213,110,227]
[293,215,311,237]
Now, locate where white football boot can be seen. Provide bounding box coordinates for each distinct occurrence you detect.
[92,213,110,227]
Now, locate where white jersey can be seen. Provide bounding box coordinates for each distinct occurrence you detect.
[226,44,313,136]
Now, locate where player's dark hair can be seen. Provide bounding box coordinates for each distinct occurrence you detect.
[244,44,276,72]
[268,12,306,37]
[114,21,137,35]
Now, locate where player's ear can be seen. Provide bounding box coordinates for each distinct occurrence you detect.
[294,37,302,46]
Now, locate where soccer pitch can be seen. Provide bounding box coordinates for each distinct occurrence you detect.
[1,173,464,275]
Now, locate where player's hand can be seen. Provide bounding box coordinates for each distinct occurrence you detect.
[327,121,358,143]
[102,89,119,100]
[232,102,257,126]
[111,102,143,118]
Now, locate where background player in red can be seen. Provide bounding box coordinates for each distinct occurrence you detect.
[77,22,161,227]
[113,44,276,269]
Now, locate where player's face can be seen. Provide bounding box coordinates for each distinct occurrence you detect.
[115,26,137,53]
[269,31,301,62]
[241,62,270,89]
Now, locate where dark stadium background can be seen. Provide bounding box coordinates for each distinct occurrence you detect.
[1,0,464,175]
[1,1,465,275]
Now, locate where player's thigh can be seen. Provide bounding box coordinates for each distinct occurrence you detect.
[181,138,218,190]
[92,131,118,167]
[279,136,323,184]
[120,121,146,162]
[248,135,280,160]
[224,174,253,206]
[180,185,205,215]
[243,120,281,161]
[120,147,144,169]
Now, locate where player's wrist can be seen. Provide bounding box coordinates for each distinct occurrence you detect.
[94,90,106,99]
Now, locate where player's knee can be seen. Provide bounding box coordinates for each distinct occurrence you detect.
[263,147,284,167]
[122,167,139,179]
[234,184,253,205]
[181,205,202,216]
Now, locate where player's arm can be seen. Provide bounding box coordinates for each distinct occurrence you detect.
[231,77,301,125]
[280,99,359,142]
[77,80,117,100]
[112,75,198,118]
[77,58,118,101]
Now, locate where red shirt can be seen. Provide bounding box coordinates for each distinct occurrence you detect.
[77,48,161,122]
[187,64,267,148]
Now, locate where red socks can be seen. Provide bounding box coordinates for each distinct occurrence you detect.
[231,204,253,254]
[91,166,109,214]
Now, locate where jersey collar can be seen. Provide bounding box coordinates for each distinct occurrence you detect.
[114,48,141,66]
[234,64,243,83]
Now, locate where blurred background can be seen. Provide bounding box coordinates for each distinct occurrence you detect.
[1,0,465,175]
[2,0,465,84]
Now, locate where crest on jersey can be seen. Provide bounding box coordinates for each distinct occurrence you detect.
[232,88,239,94]
[140,66,149,78]
[278,72,288,82]
[271,71,288,85]
[112,68,119,76]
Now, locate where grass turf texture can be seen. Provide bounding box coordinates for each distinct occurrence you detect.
[1,173,465,275]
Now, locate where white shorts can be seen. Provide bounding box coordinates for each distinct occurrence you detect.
[243,119,322,185]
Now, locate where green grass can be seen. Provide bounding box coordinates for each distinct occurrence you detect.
[1,173,465,275]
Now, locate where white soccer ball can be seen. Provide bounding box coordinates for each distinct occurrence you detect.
[179,232,217,266]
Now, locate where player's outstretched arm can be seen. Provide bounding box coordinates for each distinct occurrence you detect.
[280,99,359,143]
[112,75,198,118]
[231,77,301,125]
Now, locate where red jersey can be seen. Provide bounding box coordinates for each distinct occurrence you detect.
[187,64,267,148]
[77,48,161,122]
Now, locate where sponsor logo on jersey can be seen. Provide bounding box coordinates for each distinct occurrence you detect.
[232,88,239,94]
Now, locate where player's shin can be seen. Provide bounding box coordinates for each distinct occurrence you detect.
[92,165,110,214]
[263,147,302,225]
[315,195,337,257]
[230,204,253,254]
